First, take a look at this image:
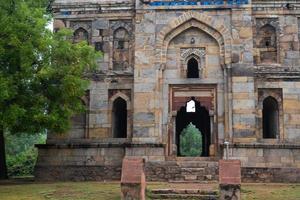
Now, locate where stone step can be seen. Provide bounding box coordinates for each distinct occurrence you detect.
[168,180,218,184]
[149,194,218,200]
[149,189,219,200]
[181,168,206,176]
[175,157,220,162]
[151,189,218,195]
[181,167,205,172]
[177,161,218,168]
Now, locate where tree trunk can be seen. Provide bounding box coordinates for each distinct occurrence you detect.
[0,128,7,179]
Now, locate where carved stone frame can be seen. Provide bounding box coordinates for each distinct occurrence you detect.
[108,90,132,139]
[180,48,206,78]
[257,88,283,141]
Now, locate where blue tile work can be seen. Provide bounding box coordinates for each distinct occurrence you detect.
[149,0,249,6]
[61,11,71,15]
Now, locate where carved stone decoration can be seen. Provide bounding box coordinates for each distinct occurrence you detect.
[70,21,92,43]
[110,21,133,34]
[70,21,92,32]
[180,48,206,78]
[110,21,133,72]
[254,18,280,64]
[180,48,206,59]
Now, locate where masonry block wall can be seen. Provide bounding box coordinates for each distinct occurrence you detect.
[36,0,300,182]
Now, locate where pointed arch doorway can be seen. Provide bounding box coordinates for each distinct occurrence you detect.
[176,98,211,157]
[168,85,217,158]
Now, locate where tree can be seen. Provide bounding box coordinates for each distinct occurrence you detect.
[180,123,203,157]
[0,0,100,179]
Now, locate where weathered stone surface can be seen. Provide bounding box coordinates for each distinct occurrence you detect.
[219,160,241,185]
[146,160,219,182]
[35,0,300,184]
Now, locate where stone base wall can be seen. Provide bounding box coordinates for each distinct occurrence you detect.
[34,165,122,181]
[34,165,300,183]
[242,167,300,183]
[35,144,300,183]
[227,144,300,168]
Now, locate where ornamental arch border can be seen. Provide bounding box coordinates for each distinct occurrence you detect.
[156,11,232,67]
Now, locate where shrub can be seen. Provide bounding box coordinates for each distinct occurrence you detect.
[180,123,203,157]
[5,132,46,177]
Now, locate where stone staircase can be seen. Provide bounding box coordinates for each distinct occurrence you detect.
[175,157,219,182]
[148,188,219,200]
[146,157,219,183]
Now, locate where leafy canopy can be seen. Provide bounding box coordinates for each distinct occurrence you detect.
[0,0,100,134]
[180,123,203,157]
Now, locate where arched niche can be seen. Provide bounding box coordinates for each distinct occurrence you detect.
[257,24,278,63]
[165,27,221,80]
[156,11,232,67]
[112,97,127,138]
[263,96,279,139]
[113,27,130,71]
[109,91,132,139]
[73,27,89,43]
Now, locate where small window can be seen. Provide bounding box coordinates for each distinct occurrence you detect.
[117,41,125,50]
[263,96,279,139]
[187,58,199,78]
[95,42,103,51]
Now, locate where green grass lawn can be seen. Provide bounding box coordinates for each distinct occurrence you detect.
[0,182,299,200]
[241,183,300,200]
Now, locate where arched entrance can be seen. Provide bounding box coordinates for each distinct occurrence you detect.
[176,98,211,157]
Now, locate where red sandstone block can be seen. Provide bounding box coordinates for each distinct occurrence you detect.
[121,157,146,200]
[121,157,146,184]
[219,159,241,184]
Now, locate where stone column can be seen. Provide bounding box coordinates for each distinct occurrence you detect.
[219,160,241,200]
[121,157,146,200]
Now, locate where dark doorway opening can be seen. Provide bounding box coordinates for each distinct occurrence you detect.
[176,99,210,156]
[263,96,279,139]
[187,58,199,78]
[112,97,127,138]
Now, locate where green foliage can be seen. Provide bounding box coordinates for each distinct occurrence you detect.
[180,123,203,157]
[0,0,101,178]
[5,132,46,176]
[0,0,101,134]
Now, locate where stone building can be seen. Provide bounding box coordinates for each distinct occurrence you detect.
[36,0,300,182]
